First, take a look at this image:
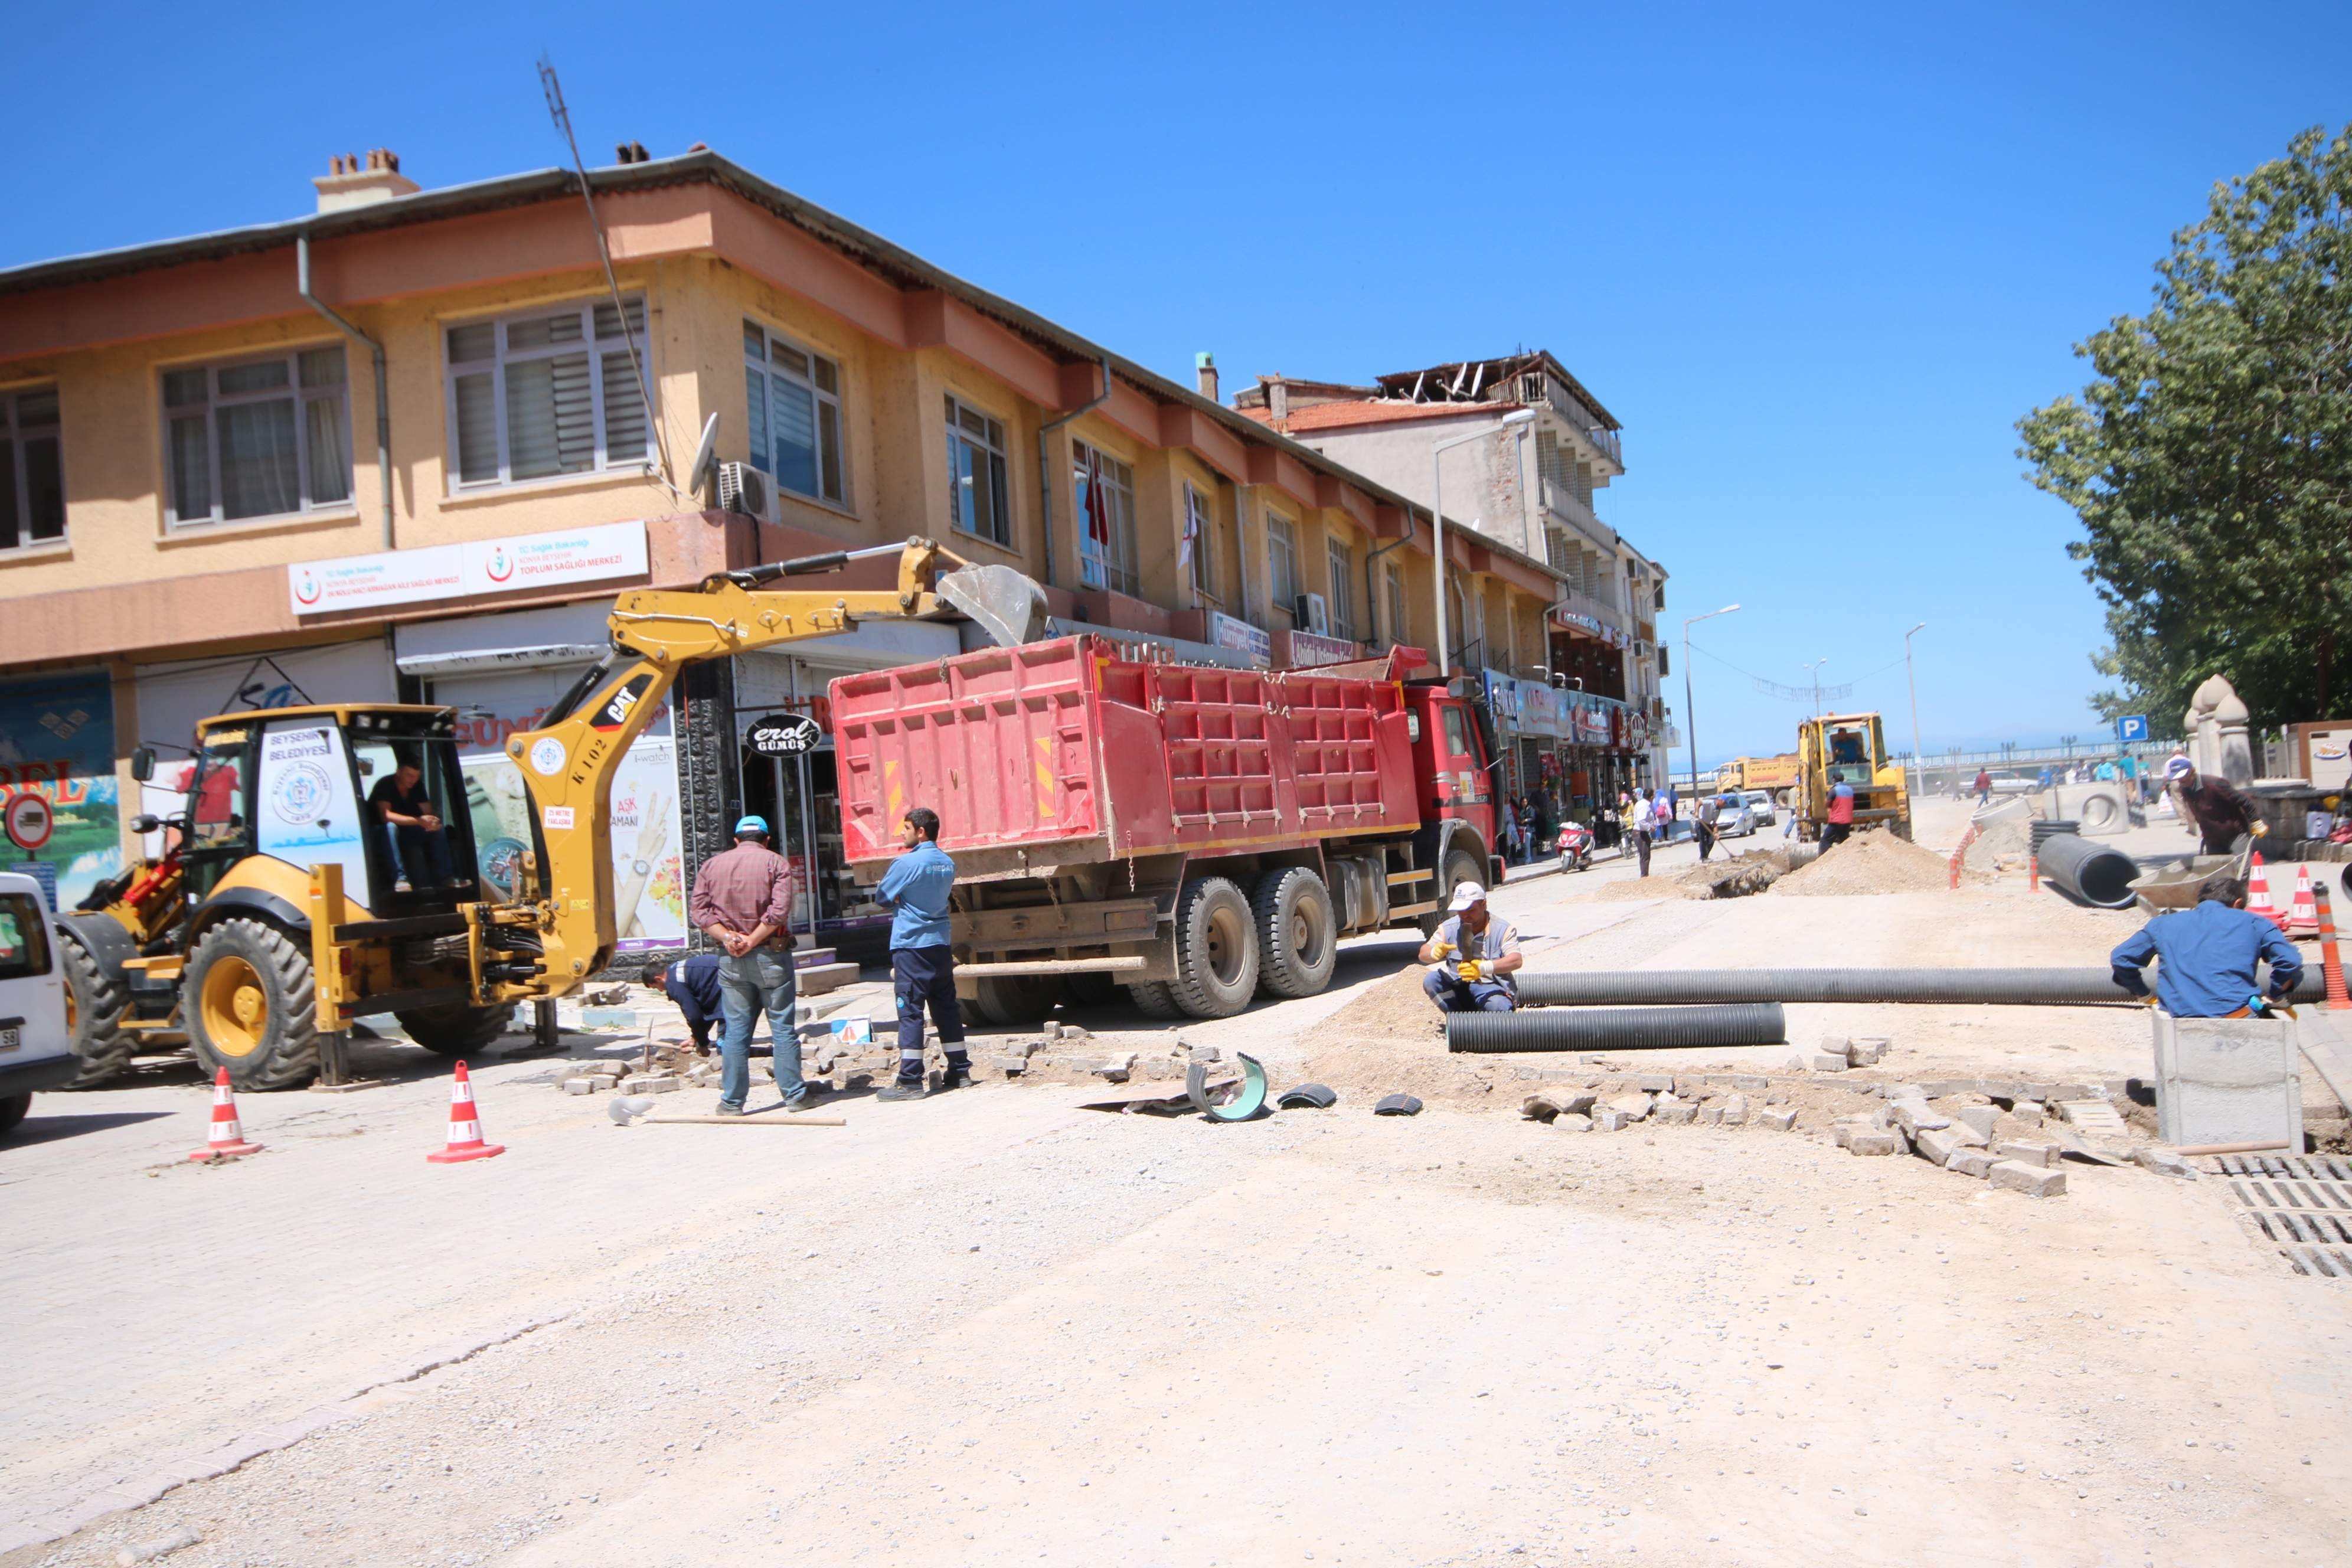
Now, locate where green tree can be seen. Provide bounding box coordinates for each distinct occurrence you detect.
[2019,123,2352,727]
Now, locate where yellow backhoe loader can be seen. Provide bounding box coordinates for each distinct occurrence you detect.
[1793,710,1912,842]
[59,538,1044,1090]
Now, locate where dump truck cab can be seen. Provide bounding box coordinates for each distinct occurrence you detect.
[1796,711,1912,841]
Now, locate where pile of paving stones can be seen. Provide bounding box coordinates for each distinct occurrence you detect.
[984,1023,1224,1086]
[1519,1074,1802,1133]
[1832,1087,2069,1197]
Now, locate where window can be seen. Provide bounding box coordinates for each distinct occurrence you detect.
[445,298,651,491]
[164,349,350,525]
[944,394,1010,545]
[1073,440,1138,596]
[0,891,51,981]
[1325,537,1355,641]
[1184,482,1215,597]
[0,387,64,551]
[743,320,844,505]
[1266,512,1299,618]
[1384,563,1406,646]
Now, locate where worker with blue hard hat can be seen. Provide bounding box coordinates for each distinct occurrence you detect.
[687,811,808,1113]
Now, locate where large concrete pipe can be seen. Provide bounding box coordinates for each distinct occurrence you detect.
[1515,966,2324,1008]
[2036,831,2140,909]
[1446,1003,1786,1054]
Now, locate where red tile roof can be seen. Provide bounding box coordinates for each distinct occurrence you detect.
[1237,400,1524,436]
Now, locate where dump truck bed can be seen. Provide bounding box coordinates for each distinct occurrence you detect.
[831,635,1422,881]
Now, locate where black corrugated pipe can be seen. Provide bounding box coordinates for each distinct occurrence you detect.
[2036,831,2139,909]
[1516,967,2325,1008]
[1447,1002,1786,1054]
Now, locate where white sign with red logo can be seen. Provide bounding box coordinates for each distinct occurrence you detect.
[290,521,649,616]
[5,792,54,852]
[1286,631,1358,669]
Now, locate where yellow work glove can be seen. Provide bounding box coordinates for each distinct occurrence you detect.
[1456,959,1485,983]
[2252,821,2270,837]
[1430,937,1454,960]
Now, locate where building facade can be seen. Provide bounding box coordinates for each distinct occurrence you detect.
[1238,354,1671,823]
[0,148,1570,959]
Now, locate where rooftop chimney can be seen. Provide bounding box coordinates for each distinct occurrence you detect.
[1266,375,1289,426]
[1194,351,1220,404]
[313,148,420,214]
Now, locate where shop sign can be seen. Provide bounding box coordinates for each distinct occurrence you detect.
[747,714,825,756]
[1206,612,1272,666]
[1522,684,1557,736]
[290,521,649,616]
[1481,671,1520,725]
[1573,703,1613,745]
[0,669,120,908]
[1288,631,1359,669]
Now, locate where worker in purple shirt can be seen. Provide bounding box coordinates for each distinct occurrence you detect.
[640,954,726,1054]
[687,814,806,1114]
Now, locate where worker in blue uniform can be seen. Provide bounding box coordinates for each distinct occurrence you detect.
[2111,874,2304,1017]
[874,805,970,1100]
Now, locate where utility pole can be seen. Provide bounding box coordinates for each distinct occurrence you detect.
[1903,622,1926,803]
[1802,657,1830,718]
[1683,603,1740,802]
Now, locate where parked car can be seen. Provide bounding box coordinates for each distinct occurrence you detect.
[1986,770,2040,796]
[0,871,76,1137]
[1742,789,1776,827]
[1710,797,1758,838]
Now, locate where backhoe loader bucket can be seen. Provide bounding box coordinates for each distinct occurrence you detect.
[936,563,1048,648]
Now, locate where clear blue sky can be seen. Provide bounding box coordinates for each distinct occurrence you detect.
[8,2,2347,765]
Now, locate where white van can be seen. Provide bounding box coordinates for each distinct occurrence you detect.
[0,871,76,1136]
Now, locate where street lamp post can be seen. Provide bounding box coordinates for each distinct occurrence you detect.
[1903,622,1926,801]
[1430,410,1536,676]
[1682,603,1741,803]
[1802,657,1830,717]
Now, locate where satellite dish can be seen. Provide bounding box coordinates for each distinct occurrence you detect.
[685,413,721,502]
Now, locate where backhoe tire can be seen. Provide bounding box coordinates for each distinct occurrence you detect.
[1252,867,1337,1000]
[971,974,1063,1027]
[397,1002,512,1058]
[1167,877,1259,1019]
[58,925,134,1089]
[184,918,319,1092]
[1126,981,1184,1020]
[1421,846,1487,937]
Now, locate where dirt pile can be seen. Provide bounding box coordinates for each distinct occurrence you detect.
[1772,830,1949,897]
[1595,848,1788,901]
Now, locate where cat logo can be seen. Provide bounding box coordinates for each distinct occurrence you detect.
[592,673,655,733]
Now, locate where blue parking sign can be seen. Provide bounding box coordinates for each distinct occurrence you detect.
[2117,715,2149,742]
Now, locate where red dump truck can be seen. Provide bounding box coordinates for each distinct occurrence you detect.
[829,635,1505,1023]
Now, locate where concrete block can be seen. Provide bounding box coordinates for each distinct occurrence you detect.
[561,1077,601,1095]
[1523,1090,1599,1122]
[1798,1045,1850,1073]
[1732,1074,1771,1091]
[1913,1126,1964,1167]
[1944,1120,1990,1149]
[1591,1109,1630,1131]
[2134,1148,2198,1179]
[1606,1093,1655,1122]
[1759,1107,1798,1132]
[1889,1101,1951,1135]
[1636,1074,1674,1093]
[1848,1037,1891,1066]
[1954,1105,2001,1140]
[1697,1106,1724,1126]
[1995,1139,2061,1169]
[2152,1012,2302,1148]
[2011,1100,2046,1127]
[1988,1160,2067,1198]
[1555,1113,1594,1133]
[1652,1097,1698,1126]
[619,1073,680,1094]
[986,1055,1028,1078]
[1846,1130,1902,1156]
[1946,1148,1998,1178]
[1721,1094,1750,1126]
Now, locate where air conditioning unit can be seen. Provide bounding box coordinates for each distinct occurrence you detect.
[716,461,778,523]
[1294,593,1330,636]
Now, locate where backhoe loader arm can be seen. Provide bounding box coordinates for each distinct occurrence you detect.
[469,537,1042,1002]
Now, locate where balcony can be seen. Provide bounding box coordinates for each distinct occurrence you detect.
[1534,377,1625,472]
[1540,479,1616,552]
[1549,584,1628,641]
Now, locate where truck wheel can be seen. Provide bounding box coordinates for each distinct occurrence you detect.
[58,925,133,1089]
[1421,847,1487,937]
[972,974,1063,1026]
[0,1092,28,1136]
[1168,877,1259,1018]
[397,1002,512,1057]
[1064,972,1122,1009]
[1252,867,1337,999]
[184,918,319,1092]
[1126,981,1183,1019]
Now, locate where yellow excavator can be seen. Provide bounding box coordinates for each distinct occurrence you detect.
[60,539,1044,1090]
[1793,710,1912,842]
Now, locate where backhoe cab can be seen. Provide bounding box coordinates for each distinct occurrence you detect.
[1794,711,1912,842]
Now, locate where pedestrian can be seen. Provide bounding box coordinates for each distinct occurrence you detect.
[1418,881,1522,1012]
[2176,769,2265,857]
[2110,874,2302,1017]
[1500,796,1520,867]
[1972,767,1992,806]
[640,953,725,1055]
[1633,788,1657,877]
[1819,780,1856,852]
[2036,765,2053,791]
[1782,794,1799,839]
[874,805,970,1101]
[1694,792,1721,863]
[688,814,807,1115]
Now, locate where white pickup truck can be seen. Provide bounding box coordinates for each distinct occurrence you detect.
[0,871,76,1136]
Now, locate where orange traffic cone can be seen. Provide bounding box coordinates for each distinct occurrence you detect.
[2246,851,2286,929]
[2315,884,2350,1011]
[189,1066,262,1161]
[2286,864,2321,935]
[426,1061,505,1164]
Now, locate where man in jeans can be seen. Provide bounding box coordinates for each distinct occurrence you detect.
[687,814,806,1114]
[875,805,970,1102]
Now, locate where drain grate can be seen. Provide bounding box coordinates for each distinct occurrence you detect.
[2207,1154,2352,1278]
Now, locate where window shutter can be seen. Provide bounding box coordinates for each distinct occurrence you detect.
[601,352,648,465]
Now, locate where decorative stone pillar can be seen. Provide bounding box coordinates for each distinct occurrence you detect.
[2186,674,2254,785]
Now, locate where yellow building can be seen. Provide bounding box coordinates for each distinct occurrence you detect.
[0,146,1572,952]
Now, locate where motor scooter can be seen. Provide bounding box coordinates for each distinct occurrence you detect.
[1556,820,1595,873]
